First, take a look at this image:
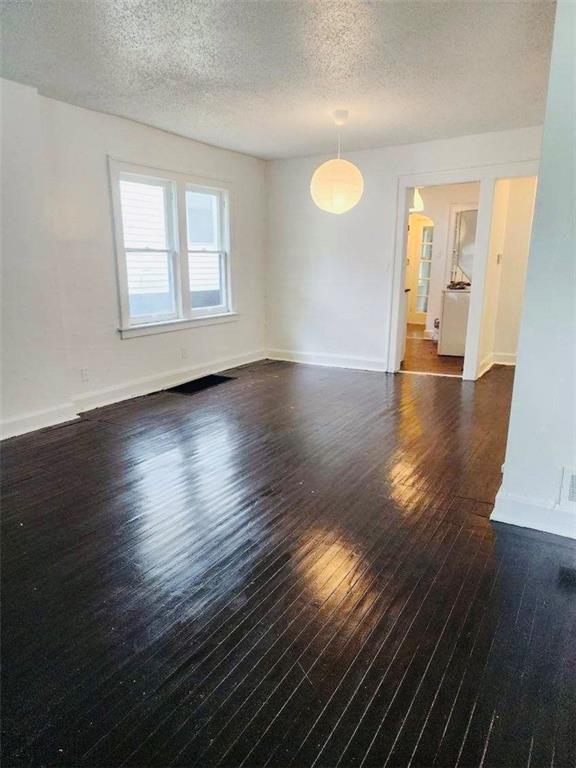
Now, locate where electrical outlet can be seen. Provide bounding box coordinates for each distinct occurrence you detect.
[180,348,189,360]
[80,367,89,383]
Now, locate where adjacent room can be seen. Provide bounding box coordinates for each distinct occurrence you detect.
[399,176,537,380]
[1,2,574,768]
[401,182,481,376]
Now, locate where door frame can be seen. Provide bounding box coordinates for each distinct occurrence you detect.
[386,160,539,380]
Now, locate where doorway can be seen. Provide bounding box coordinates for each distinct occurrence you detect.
[388,161,539,380]
[400,182,480,376]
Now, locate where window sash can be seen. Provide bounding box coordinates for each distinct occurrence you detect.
[110,160,232,329]
[188,250,229,316]
[124,248,179,324]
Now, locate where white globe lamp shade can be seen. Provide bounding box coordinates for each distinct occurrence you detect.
[310,158,364,215]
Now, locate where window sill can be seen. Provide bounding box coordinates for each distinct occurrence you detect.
[119,312,238,339]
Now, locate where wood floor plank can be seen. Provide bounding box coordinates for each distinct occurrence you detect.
[2,361,574,768]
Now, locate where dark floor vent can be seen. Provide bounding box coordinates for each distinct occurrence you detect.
[558,566,576,591]
[166,374,235,395]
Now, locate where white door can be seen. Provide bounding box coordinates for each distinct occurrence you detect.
[406,215,434,324]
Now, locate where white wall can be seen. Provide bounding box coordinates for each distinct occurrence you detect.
[266,127,542,370]
[479,176,536,372]
[0,79,74,433]
[1,79,267,437]
[480,179,510,369]
[492,0,576,539]
[0,82,547,438]
[493,177,536,360]
[419,183,480,333]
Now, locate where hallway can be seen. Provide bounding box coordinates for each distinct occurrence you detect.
[402,326,464,375]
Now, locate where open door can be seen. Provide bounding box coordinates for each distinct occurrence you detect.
[405,214,434,326]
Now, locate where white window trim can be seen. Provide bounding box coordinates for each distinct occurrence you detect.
[119,312,239,339]
[108,158,236,338]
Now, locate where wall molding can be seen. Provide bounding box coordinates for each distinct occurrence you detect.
[492,351,517,365]
[73,350,267,413]
[477,351,517,379]
[1,402,78,440]
[266,348,389,372]
[477,354,495,379]
[491,487,576,540]
[2,350,266,440]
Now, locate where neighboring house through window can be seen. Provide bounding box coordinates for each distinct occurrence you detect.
[110,160,232,336]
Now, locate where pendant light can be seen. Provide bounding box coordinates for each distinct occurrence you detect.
[410,187,424,212]
[310,110,364,215]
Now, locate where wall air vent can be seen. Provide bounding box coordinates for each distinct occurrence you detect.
[557,467,576,511]
[568,473,576,504]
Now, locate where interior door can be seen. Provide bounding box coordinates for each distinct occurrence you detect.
[406,214,434,325]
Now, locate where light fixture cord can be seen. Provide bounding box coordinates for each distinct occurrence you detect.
[337,130,341,159]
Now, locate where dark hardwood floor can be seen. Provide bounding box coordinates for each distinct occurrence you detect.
[2,361,575,768]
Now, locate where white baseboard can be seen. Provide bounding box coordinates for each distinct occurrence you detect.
[477,351,517,379]
[74,350,267,413]
[1,402,78,440]
[266,348,388,372]
[491,487,576,540]
[477,354,494,379]
[1,350,266,440]
[492,352,517,365]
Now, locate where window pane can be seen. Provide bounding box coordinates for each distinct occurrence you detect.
[421,244,432,260]
[186,190,220,250]
[120,180,168,249]
[422,226,434,244]
[126,251,175,318]
[189,252,223,308]
[416,295,428,313]
[419,261,431,279]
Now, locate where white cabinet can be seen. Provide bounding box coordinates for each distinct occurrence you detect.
[438,289,470,356]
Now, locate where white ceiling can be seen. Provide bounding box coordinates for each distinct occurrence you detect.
[1,0,555,160]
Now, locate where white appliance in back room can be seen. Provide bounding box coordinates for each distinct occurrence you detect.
[438,288,470,355]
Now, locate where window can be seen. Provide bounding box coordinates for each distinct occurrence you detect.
[110,161,232,334]
[186,189,226,310]
[119,177,177,322]
[416,225,433,313]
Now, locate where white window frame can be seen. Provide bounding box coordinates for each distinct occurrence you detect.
[185,183,230,320]
[109,159,235,338]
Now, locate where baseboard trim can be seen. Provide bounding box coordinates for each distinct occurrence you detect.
[492,352,517,365]
[1,402,78,440]
[1,350,267,440]
[399,370,461,379]
[477,352,517,379]
[477,354,495,379]
[266,349,388,372]
[74,350,267,413]
[491,487,576,540]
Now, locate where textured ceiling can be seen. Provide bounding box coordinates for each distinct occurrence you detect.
[0,0,555,159]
